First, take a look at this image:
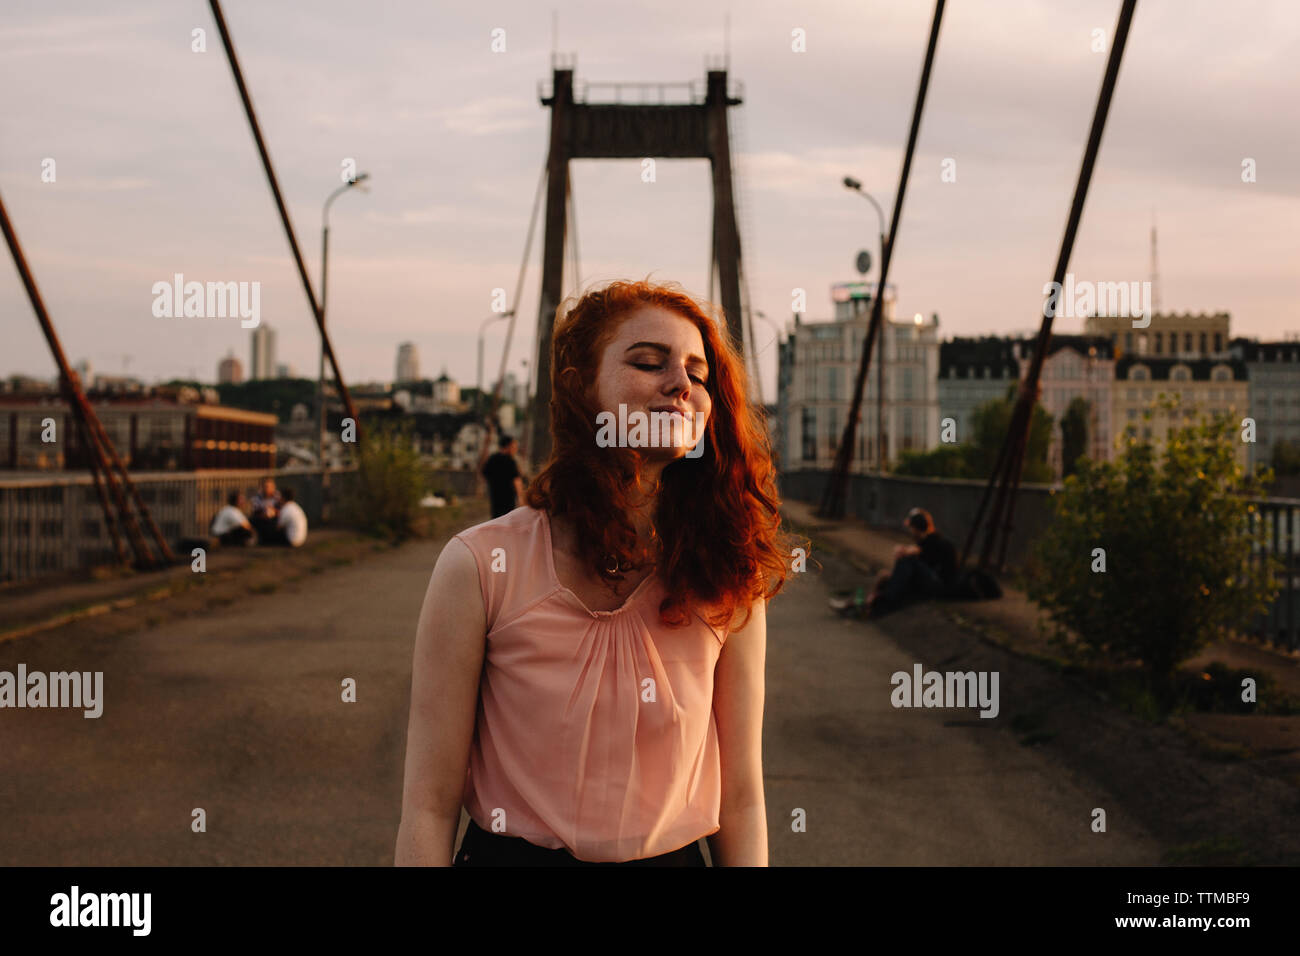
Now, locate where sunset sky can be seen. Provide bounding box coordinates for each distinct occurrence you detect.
[2,0,1297,403]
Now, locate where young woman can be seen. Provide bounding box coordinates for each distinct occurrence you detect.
[395,278,804,866]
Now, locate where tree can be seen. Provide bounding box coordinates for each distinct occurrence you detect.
[894,388,1054,482]
[894,444,972,478]
[1028,398,1278,697]
[216,378,318,423]
[968,387,1055,483]
[1059,396,1090,479]
[1271,438,1300,477]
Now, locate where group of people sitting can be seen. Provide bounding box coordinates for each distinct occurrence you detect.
[209,477,308,548]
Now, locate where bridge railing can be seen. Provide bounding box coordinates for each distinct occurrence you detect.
[537,77,745,105]
[1249,499,1300,650]
[779,469,1300,653]
[0,466,481,585]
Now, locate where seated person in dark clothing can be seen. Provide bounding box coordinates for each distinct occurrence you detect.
[249,476,284,544]
[866,508,958,616]
[211,491,255,547]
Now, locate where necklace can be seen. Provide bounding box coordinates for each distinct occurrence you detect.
[603,553,633,575]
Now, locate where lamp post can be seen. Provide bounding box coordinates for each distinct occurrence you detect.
[843,176,888,470]
[317,172,370,470]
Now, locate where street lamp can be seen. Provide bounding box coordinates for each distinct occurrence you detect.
[843,175,888,471]
[317,172,370,469]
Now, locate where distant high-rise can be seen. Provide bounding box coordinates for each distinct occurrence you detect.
[250,325,276,380]
[275,362,295,379]
[218,351,244,384]
[397,342,420,383]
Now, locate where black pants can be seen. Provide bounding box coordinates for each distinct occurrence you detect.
[253,517,289,546]
[217,526,253,547]
[452,818,708,867]
[879,555,942,603]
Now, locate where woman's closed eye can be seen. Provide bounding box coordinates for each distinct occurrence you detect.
[632,362,707,385]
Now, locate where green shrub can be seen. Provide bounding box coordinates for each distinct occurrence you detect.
[342,420,426,542]
[1028,399,1279,695]
[894,444,972,478]
[897,387,1054,481]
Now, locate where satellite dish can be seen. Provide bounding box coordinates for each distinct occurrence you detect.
[855,250,872,275]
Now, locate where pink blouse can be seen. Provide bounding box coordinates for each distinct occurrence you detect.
[451,505,727,862]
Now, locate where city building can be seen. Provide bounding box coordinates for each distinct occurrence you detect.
[1111,355,1249,467]
[938,337,1019,448]
[74,359,94,390]
[337,407,487,471]
[433,370,461,410]
[396,343,420,383]
[1015,335,1115,474]
[250,325,276,380]
[89,375,145,395]
[275,362,296,379]
[500,372,528,410]
[1228,337,1300,471]
[776,281,939,472]
[1084,311,1230,360]
[218,351,244,384]
[0,393,277,471]
[2,374,57,394]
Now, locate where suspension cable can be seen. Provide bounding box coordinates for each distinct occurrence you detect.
[567,165,581,293]
[491,157,548,427]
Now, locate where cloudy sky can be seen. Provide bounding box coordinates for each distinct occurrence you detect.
[2,0,1297,403]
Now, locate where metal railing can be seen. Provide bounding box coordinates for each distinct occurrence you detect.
[780,469,1300,653]
[0,465,487,584]
[537,77,744,106]
[0,469,341,584]
[1250,499,1300,650]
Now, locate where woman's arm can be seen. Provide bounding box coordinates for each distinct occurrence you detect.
[395,536,487,865]
[706,597,768,866]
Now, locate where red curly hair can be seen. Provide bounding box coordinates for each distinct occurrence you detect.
[524,278,806,635]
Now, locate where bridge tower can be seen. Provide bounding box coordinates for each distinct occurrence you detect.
[528,60,746,464]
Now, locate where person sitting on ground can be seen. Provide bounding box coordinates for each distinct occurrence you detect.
[274,487,308,548]
[211,491,255,547]
[865,507,958,616]
[250,476,283,544]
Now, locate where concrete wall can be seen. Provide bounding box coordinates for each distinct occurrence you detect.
[777,469,1060,568]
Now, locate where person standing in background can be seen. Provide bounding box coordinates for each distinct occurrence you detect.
[481,433,525,519]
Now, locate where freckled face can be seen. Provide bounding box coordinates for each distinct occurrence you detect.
[587,306,712,459]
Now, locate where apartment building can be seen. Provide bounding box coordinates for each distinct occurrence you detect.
[777,282,939,472]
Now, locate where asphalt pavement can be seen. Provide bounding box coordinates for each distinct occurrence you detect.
[0,509,1165,865]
